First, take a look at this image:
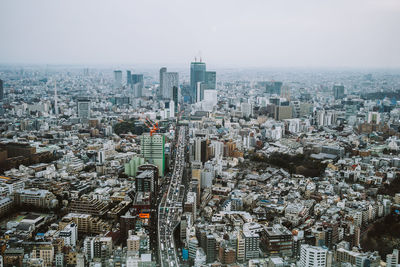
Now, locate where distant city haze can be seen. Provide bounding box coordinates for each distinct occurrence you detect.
[1,0,400,68]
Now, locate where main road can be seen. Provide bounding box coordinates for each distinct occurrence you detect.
[158,126,187,267]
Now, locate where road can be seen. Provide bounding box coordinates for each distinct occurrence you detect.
[158,126,186,267]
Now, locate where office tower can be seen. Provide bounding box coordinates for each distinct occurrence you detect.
[159,67,167,98]
[190,61,206,101]
[162,72,179,99]
[132,74,144,98]
[132,74,143,85]
[205,71,216,90]
[140,134,165,177]
[194,137,208,163]
[266,81,283,95]
[386,249,399,267]
[127,70,132,85]
[0,79,3,100]
[333,85,345,99]
[77,97,91,121]
[196,82,206,103]
[83,68,89,76]
[54,81,58,116]
[300,245,328,267]
[114,70,122,88]
[173,86,179,110]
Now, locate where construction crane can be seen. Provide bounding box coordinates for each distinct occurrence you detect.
[143,117,160,136]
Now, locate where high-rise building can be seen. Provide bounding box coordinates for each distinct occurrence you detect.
[333,85,345,99]
[0,79,3,100]
[173,86,179,110]
[159,67,167,98]
[140,134,165,177]
[77,97,91,121]
[205,71,216,90]
[132,74,144,98]
[114,70,122,88]
[266,81,283,95]
[127,70,132,85]
[190,61,206,100]
[300,245,327,267]
[162,72,179,99]
[132,74,143,85]
[196,82,206,103]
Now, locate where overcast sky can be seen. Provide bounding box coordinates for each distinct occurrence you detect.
[0,0,399,68]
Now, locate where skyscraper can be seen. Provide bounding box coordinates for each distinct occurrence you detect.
[205,71,216,90]
[333,85,345,99]
[127,70,132,85]
[0,79,3,100]
[173,86,179,110]
[162,72,179,99]
[265,81,283,95]
[196,82,207,103]
[132,74,144,98]
[132,74,143,85]
[190,61,206,101]
[159,67,167,98]
[114,70,122,89]
[77,97,91,121]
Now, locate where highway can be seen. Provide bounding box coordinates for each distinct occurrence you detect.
[158,126,186,267]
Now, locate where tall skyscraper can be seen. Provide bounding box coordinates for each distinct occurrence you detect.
[159,67,167,98]
[265,81,283,95]
[132,74,143,85]
[0,79,3,100]
[131,74,144,98]
[162,72,179,99]
[127,70,132,85]
[140,134,165,177]
[77,97,91,121]
[196,82,206,103]
[190,61,206,101]
[54,81,58,117]
[114,70,122,89]
[173,86,179,110]
[205,71,216,90]
[333,85,345,99]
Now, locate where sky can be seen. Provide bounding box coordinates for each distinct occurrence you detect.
[0,0,400,68]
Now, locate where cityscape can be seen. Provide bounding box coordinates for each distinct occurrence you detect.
[1,1,400,267]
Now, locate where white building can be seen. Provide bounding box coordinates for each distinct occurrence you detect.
[300,244,327,267]
[59,223,78,247]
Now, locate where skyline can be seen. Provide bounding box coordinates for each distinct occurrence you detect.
[1,0,400,68]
